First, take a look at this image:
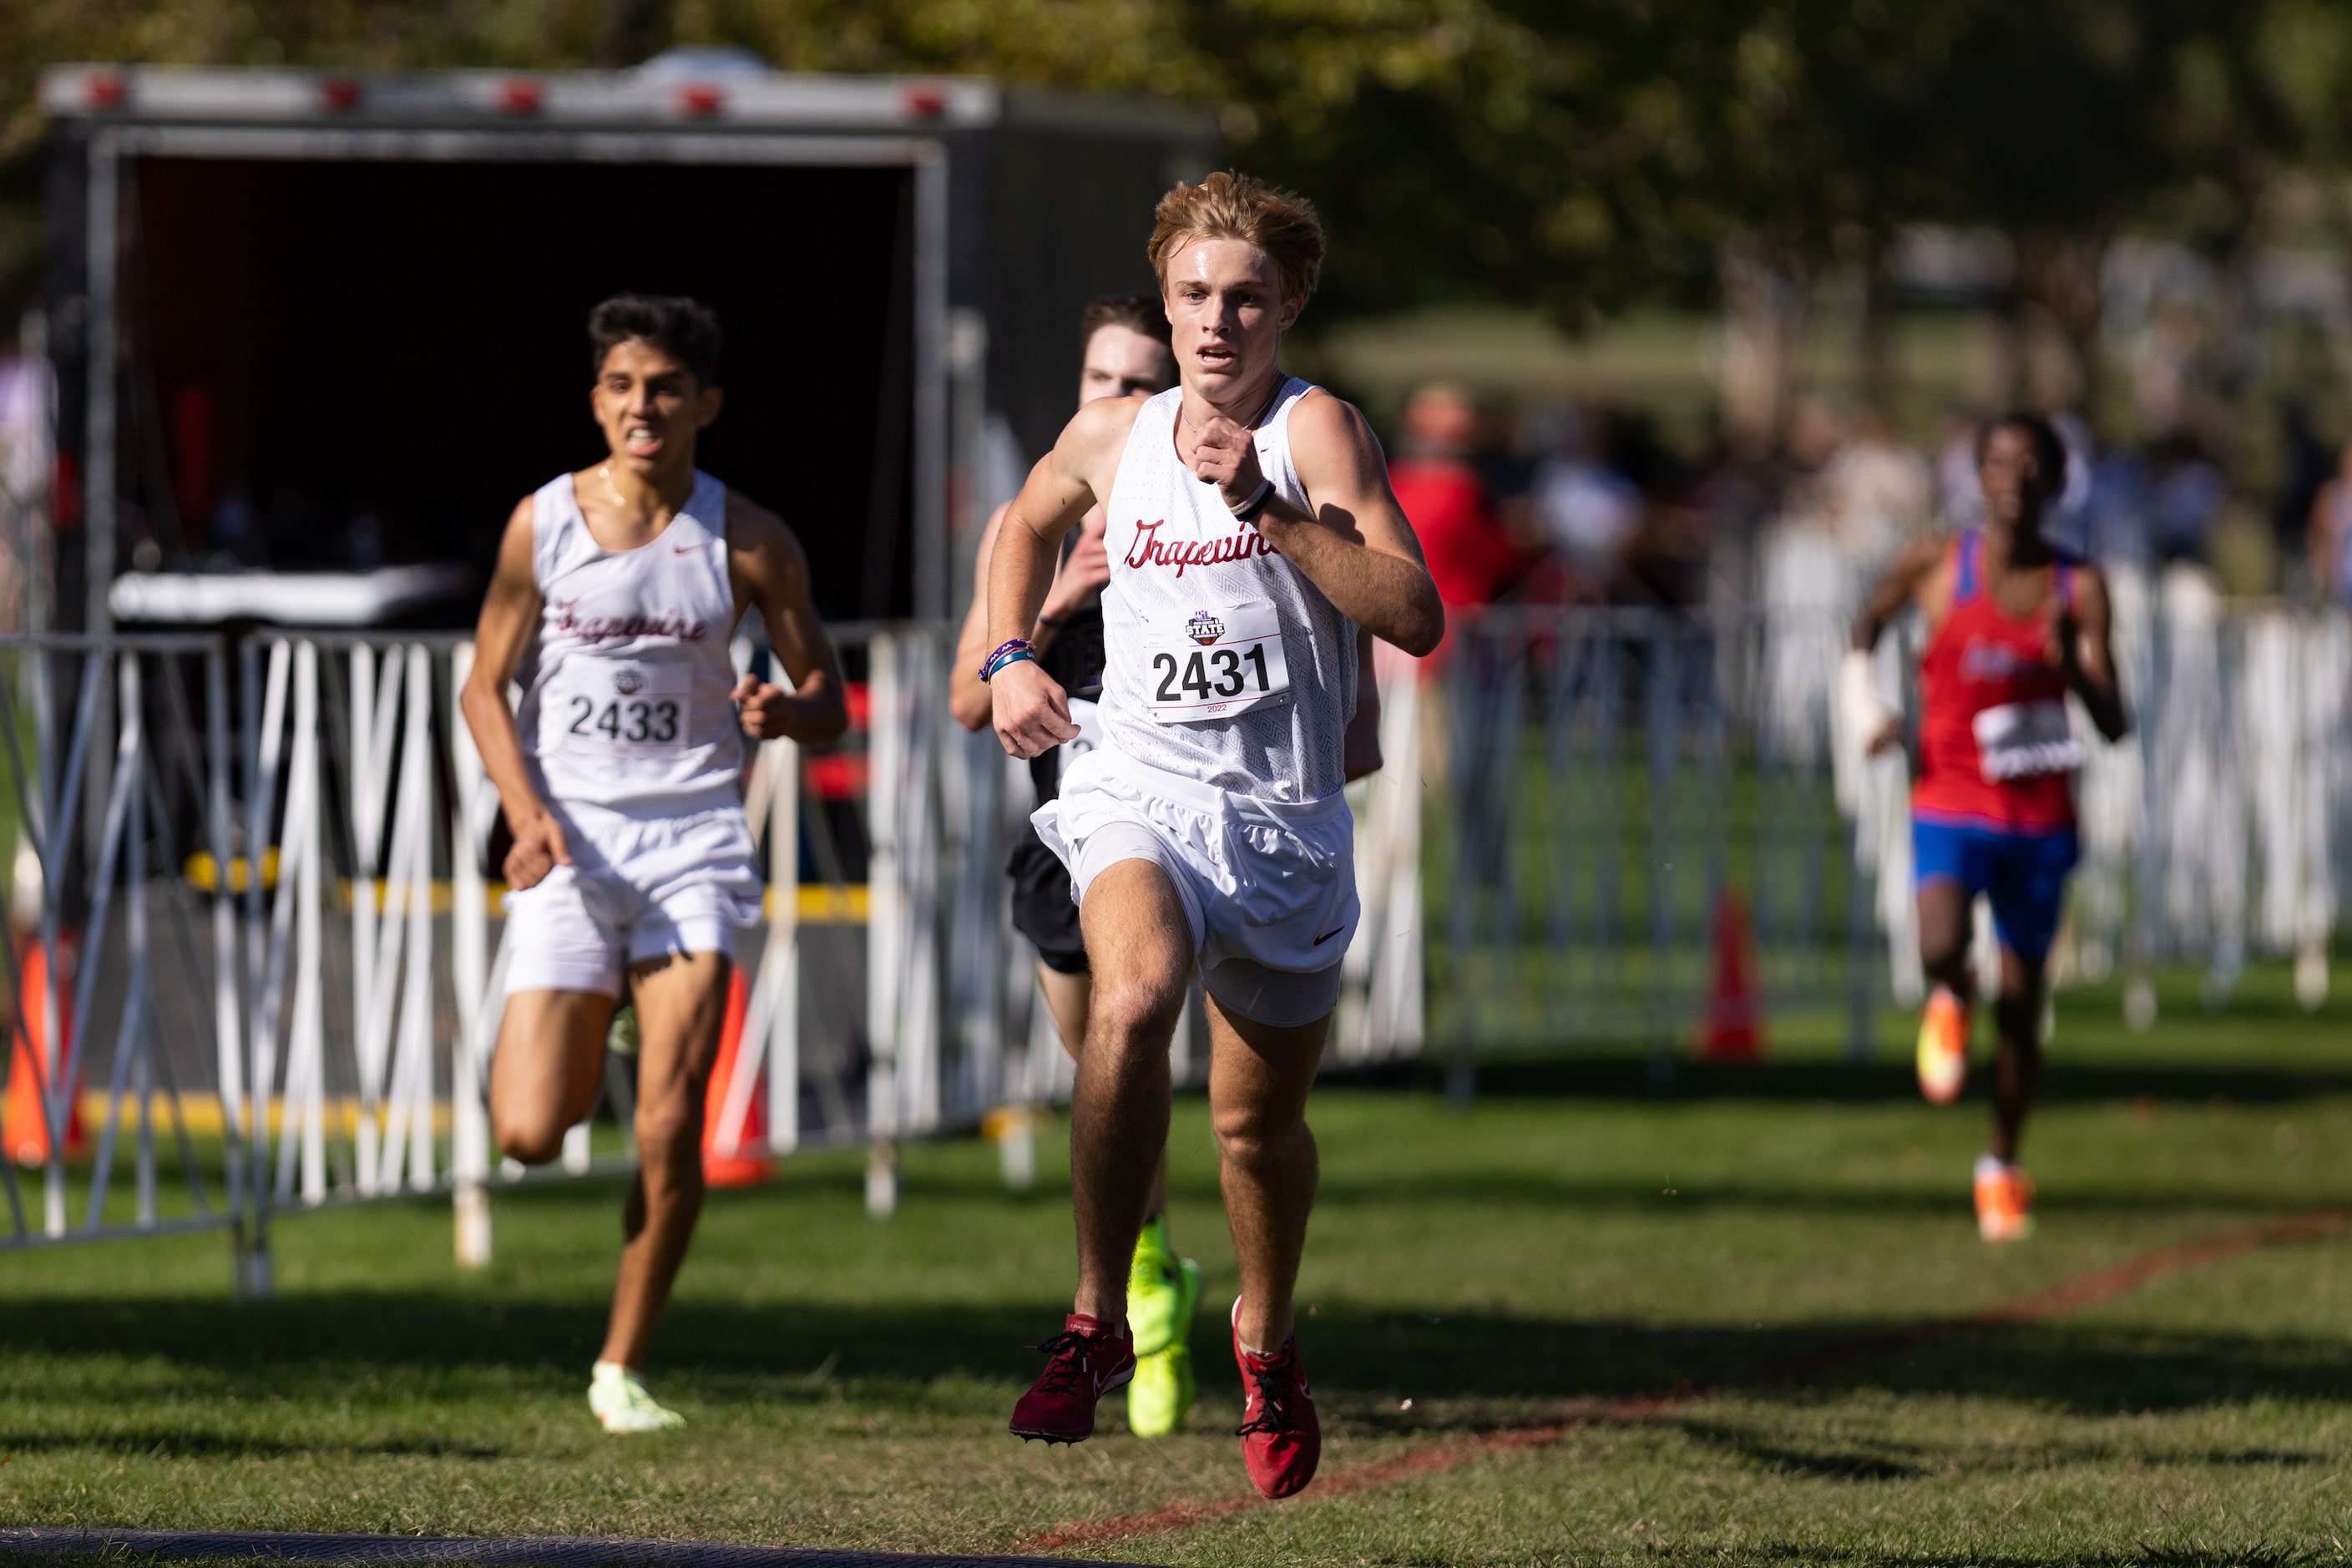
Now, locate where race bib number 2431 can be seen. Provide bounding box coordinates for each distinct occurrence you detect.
[1142,600,1291,724]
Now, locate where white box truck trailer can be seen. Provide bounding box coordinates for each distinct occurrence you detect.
[37,61,1216,630]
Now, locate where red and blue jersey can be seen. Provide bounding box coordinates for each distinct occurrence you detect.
[1912,529,2081,835]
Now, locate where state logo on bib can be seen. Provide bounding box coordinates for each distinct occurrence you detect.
[1142,599,1291,724]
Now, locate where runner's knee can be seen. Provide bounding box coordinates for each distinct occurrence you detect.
[494,1108,570,1166]
[1993,986,2043,1050]
[635,1095,703,1169]
[1212,1096,1309,1169]
[1088,968,1187,1052]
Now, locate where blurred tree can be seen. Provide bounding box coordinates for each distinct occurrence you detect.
[3,0,2348,443]
[599,0,673,66]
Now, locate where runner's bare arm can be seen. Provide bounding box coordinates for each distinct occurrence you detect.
[1343,626,1383,781]
[1853,534,1947,651]
[955,503,1114,733]
[988,398,1136,759]
[459,497,570,888]
[949,503,1012,732]
[2058,564,2129,742]
[1196,392,1443,657]
[727,495,850,746]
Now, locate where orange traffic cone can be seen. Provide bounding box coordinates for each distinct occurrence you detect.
[4,938,84,1166]
[1700,890,1764,1061]
[702,967,772,1187]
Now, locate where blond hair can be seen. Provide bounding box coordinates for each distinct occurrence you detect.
[1147,171,1325,305]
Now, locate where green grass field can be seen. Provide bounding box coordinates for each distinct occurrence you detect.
[2,963,2351,1564]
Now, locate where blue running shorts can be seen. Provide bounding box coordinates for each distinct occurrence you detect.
[1911,817,2080,966]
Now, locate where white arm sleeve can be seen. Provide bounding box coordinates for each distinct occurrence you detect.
[1839,647,1896,746]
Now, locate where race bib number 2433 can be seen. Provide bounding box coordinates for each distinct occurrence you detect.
[1142,600,1291,724]
[546,661,692,753]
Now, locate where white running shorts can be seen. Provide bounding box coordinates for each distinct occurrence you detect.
[502,802,764,998]
[1034,748,1357,1027]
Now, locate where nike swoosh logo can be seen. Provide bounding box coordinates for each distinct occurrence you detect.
[1313,926,1346,946]
[673,543,701,554]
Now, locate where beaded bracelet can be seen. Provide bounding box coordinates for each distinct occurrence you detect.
[984,649,1037,682]
[979,638,1035,683]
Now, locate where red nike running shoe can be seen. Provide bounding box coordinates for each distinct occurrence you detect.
[1009,1313,1135,1444]
[1231,1297,1320,1498]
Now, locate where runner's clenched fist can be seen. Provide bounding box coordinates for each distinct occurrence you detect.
[992,658,1079,760]
[1185,412,1266,511]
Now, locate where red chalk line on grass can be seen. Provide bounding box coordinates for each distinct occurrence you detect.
[1017,1209,2349,1554]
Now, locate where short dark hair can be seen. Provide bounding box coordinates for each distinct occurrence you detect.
[1976,411,2066,488]
[1080,294,1171,346]
[588,295,722,388]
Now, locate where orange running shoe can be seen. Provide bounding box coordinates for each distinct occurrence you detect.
[1974,1156,2036,1242]
[1915,986,1969,1105]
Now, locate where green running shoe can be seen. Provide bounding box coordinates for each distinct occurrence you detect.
[1127,1218,1202,1358]
[1127,1340,1196,1438]
[589,1361,684,1434]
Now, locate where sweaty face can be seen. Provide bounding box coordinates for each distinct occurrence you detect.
[1977,425,2053,532]
[591,340,721,473]
[1077,325,1176,406]
[1161,237,1302,399]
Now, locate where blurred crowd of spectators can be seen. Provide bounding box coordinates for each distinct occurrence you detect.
[1383,377,2352,633]
[1387,382,1712,625]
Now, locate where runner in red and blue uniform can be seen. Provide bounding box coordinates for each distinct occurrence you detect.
[1848,413,2127,1242]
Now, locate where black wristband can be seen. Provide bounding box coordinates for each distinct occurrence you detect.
[1231,478,1276,523]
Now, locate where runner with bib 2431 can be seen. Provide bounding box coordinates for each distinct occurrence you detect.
[983,171,1442,1500]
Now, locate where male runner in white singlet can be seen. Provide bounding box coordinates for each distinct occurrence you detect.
[952,298,1388,1442]
[986,174,1442,1499]
[462,296,847,1433]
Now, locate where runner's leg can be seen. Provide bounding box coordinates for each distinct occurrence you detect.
[600,948,731,1369]
[1038,964,1092,1052]
[1068,860,1191,1328]
[489,990,612,1163]
[1990,945,2044,1163]
[1040,964,1170,1218]
[1985,832,2069,1165]
[1207,995,1328,1354]
[1917,878,1973,998]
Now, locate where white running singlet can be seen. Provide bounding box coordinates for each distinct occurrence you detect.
[1096,379,1358,803]
[1033,379,1363,1027]
[503,469,761,997]
[516,469,745,817]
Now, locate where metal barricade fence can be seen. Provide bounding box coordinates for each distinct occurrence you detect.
[0,625,976,1276]
[1434,586,2352,1066]
[0,634,240,1260]
[1434,607,1869,1065]
[0,625,1429,1278]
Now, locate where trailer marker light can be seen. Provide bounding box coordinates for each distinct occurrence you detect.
[678,83,724,117]
[499,79,544,114]
[86,74,126,110]
[321,77,364,112]
[903,84,947,118]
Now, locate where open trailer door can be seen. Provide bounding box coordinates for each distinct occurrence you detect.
[32,67,1048,630]
[39,65,1214,631]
